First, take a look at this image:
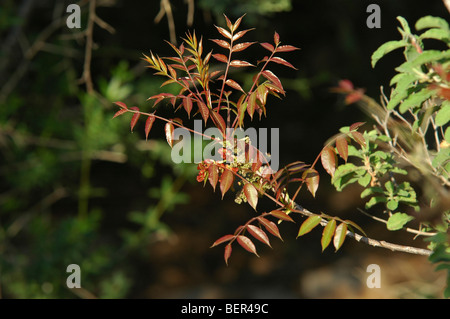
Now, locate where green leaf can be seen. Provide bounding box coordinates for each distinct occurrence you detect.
[415,16,449,32]
[361,187,384,198]
[397,16,411,34]
[386,73,417,110]
[371,40,406,68]
[445,127,450,142]
[385,181,395,195]
[399,87,434,113]
[333,223,347,251]
[321,219,336,251]
[386,199,399,211]
[436,102,450,126]
[387,212,414,231]
[332,163,360,191]
[358,172,372,187]
[297,215,322,237]
[365,196,387,209]
[419,28,450,43]
[396,50,450,73]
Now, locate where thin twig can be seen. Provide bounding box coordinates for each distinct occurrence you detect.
[79,0,96,94]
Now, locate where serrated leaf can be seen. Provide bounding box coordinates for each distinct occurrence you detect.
[436,102,450,126]
[269,210,294,222]
[303,168,320,197]
[165,122,174,147]
[333,223,347,251]
[321,146,337,177]
[144,115,155,140]
[321,219,336,251]
[243,183,258,211]
[258,216,283,240]
[247,225,271,247]
[297,215,322,237]
[371,40,407,68]
[224,244,232,265]
[220,169,234,198]
[211,234,234,247]
[387,213,414,231]
[237,235,259,256]
[336,135,348,162]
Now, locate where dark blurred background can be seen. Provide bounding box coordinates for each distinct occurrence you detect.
[0,0,448,298]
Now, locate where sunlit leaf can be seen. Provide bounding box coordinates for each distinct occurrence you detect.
[208,164,219,191]
[230,60,254,68]
[211,234,234,247]
[273,31,280,46]
[225,79,245,93]
[321,219,336,251]
[244,183,258,211]
[321,146,337,177]
[303,168,320,197]
[261,70,284,94]
[269,57,297,70]
[336,135,348,162]
[260,42,274,52]
[387,213,414,231]
[215,26,232,39]
[258,216,283,240]
[247,225,271,247]
[165,122,174,147]
[114,101,128,109]
[220,169,234,198]
[333,223,347,251]
[297,215,322,237]
[232,42,256,52]
[269,210,294,222]
[236,235,259,256]
[350,131,366,147]
[210,39,230,49]
[212,53,228,63]
[276,45,300,52]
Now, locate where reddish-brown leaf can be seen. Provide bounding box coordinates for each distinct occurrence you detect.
[260,42,275,52]
[338,79,354,91]
[276,45,300,52]
[261,70,284,94]
[197,101,209,124]
[212,53,228,63]
[225,79,245,93]
[129,106,140,132]
[220,169,234,198]
[231,14,245,32]
[269,210,294,222]
[236,235,259,256]
[303,168,320,197]
[210,234,234,247]
[165,122,174,148]
[232,28,253,41]
[114,101,128,109]
[144,115,155,140]
[232,42,256,52]
[112,108,128,119]
[210,110,226,135]
[230,60,254,68]
[224,244,232,265]
[223,14,233,30]
[270,57,297,70]
[349,122,365,131]
[274,31,280,46]
[351,131,366,147]
[215,26,232,39]
[247,225,271,248]
[210,39,230,49]
[183,96,193,118]
[335,135,348,162]
[208,164,219,191]
[247,92,257,120]
[345,90,364,104]
[258,216,283,241]
[243,183,258,211]
[320,145,337,177]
